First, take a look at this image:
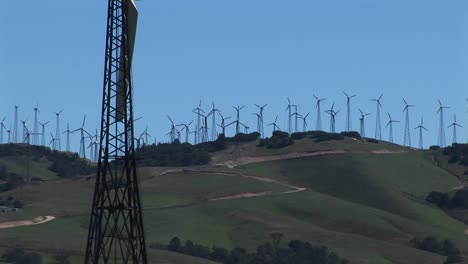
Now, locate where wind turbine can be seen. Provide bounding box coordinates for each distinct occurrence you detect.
[448,114,462,144]
[326,103,340,133]
[139,126,151,146]
[207,102,221,141]
[402,98,415,147]
[285,98,293,134]
[167,115,178,143]
[231,106,245,135]
[177,121,193,143]
[343,92,356,132]
[371,94,383,140]
[300,112,310,132]
[196,115,209,143]
[291,105,300,133]
[62,123,74,152]
[253,113,262,134]
[53,109,63,151]
[192,101,205,144]
[49,133,57,150]
[437,100,449,147]
[6,128,11,143]
[268,115,281,132]
[314,95,326,131]
[72,115,90,158]
[38,121,49,146]
[33,104,40,145]
[0,117,6,143]
[414,117,428,149]
[20,120,29,144]
[254,104,267,138]
[358,109,371,137]
[217,112,232,136]
[386,113,399,143]
[13,105,19,143]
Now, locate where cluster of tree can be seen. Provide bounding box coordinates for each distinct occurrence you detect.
[1,248,42,264]
[339,131,361,139]
[0,144,95,178]
[224,132,261,143]
[411,236,464,264]
[195,134,228,152]
[366,138,379,144]
[0,165,24,192]
[0,195,23,208]
[258,131,294,149]
[441,144,468,171]
[426,190,468,210]
[135,140,211,167]
[163,234,349,264]
[311,132,345,143]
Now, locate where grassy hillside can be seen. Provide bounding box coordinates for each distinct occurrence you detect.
[0,138,467,264]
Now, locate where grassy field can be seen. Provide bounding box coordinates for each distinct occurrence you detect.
[0,139,467,264]
[0,155,58,180]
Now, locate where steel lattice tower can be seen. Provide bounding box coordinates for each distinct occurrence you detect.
[372,94,383,140]
[84,0,148,263]
[402,99,414,147]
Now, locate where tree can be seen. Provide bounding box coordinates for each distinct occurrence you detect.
[270,233,284,250]
[184,240,195,255]
[2,248,25,262]
[169,237,181,252]
[19,252,42,264]
[426,191,450,208]
[54,253,71,264]
[211,246,229,262]
[13,199,23,208]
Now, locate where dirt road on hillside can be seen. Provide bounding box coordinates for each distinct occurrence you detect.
[217,149,409,168]
[218,150,346,168]
[159,169,307,202]
[0,216,55,229]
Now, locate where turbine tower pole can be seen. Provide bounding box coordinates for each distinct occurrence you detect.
[372,94,383,140]
[285,98,292,134]
[53,110,63,151]
[33,106,39,145]
[343,92,356,132]
[314,95,325,131]
[402,98,415,147]
[358,109,370,137]
[437,100,449,147]
[414,117,428,149]
[85,0,147,263]
[448,114,462,144]
[14,105,18,143]
[38,121,49,146]
[386,113,399,143]
[0,118,6,144]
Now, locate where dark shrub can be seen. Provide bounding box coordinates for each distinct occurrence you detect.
[258,131,293,149]
[136,142,211,167]
[291,132,307,140]
[426,191,450,208]
[169,237,181,252]
[227,132,261,143]
[313,133,344,143]
[430,145,441,150]
[367,138,379,144]
[450,189,468,209]
[340,131,361,139]
[448,155,460,163]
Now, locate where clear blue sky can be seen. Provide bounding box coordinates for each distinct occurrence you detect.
[1,0,467,151]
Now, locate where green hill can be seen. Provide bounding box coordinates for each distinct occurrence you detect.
[0,137,467,264]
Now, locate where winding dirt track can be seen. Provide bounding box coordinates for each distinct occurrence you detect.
[217,150,346,168]
[159,169,307,202]
[0,216,55,229]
